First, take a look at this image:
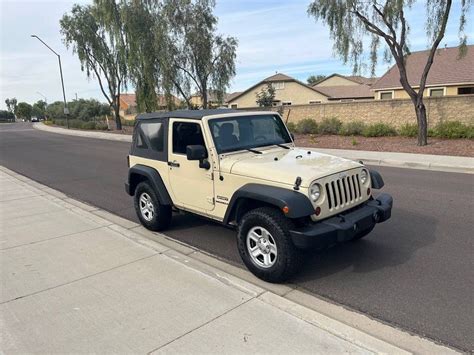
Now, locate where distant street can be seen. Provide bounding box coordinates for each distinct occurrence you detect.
[1,122,473,352]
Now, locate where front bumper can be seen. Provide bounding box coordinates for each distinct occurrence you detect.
[290,193,393,249]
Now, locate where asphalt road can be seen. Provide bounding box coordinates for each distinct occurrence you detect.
[1,122,473,351]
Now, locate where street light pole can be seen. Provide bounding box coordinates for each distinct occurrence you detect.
[31,35,69,129]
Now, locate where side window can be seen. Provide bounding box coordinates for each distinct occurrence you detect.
[172,122,205,154]
[140,122,164,151]
[136,131,147,149]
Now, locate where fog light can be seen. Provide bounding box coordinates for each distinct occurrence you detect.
[315,207,321,216]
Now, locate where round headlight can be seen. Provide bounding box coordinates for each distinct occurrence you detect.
[309,183,321,202]
[360,169,368,184]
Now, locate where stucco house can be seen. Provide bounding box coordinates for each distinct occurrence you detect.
[227,73,330,108]
[119,93,181,118]
[189,90,238,108]
[372,45,474,99]
[312,74,377,101]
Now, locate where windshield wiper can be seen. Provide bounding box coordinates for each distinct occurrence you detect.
[246,148,263,154]
[275,144,290,149]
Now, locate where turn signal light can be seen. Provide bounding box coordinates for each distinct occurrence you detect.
[282,206,289,214]
[315,207,321,216]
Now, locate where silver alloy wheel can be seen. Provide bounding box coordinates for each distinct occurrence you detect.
[246,226,278,268]
[139,192,155,221]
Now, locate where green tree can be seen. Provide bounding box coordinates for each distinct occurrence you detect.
[307,75,327,85]
[16,102,33,120]
[5,98,18,116]
[256,83,276,107]
[122,0,162,112]
[32,100,47,119]
[161,0,238,109]
[60,3,127,130]
[308,0,470,146]
[0,110,15,122]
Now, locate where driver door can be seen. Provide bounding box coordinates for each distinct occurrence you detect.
[167,119,215,212]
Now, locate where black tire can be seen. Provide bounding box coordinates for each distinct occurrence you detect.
[134,181,172,231]
[351,226,375,241]
[237,207,303,283]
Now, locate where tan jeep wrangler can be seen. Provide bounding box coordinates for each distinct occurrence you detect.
[125,109,393,282]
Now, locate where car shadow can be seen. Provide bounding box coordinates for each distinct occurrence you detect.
[294,206,438,282]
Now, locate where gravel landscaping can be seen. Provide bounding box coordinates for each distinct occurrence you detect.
[295,134,474,157]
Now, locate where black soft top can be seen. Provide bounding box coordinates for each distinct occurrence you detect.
[136,108,241,121]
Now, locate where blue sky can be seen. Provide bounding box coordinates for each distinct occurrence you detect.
[0,0,472,109]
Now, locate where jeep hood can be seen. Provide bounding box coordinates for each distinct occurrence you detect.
[221,147,362,188]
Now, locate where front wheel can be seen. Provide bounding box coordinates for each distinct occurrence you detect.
[237,207,303,283]
[134,182,172,231]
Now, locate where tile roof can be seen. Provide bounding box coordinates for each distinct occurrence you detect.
[120,94,136,107]
[225,92,242,102]
[227,73,329,103]
[263,73,295,82]
[120,93,180,107]
[372,45,474,90]
[313,74,379,86]
[316,85,374,99]
[345,75,379,85]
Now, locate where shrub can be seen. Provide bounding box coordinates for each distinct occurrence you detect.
[286,121,296,132]
[121,119,136,127]
[95,122,109,130]
[318,117,342,135]
[340,121,366,136]
[398,123,418,137]
[81,121,96,130]
[295,118,319,134]
[362,123,397,137]
[43,120,53,126]
[431,121,474,139]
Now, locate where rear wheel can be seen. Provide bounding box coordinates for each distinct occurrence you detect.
[237,207,303,283]
[134,182,171,231]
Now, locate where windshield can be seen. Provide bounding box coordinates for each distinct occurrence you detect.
[209,114,292,154]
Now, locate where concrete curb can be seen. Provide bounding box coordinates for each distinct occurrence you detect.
[0,165,461,354]
[34,122,473,174]
[33,122,132,142]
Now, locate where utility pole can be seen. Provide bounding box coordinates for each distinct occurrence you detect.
[31,35,69,129]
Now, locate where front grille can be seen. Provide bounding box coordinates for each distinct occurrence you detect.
[325,172,362,210]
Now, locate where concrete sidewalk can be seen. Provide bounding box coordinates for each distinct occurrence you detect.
[34,122,473,174]
[0,166,459,354]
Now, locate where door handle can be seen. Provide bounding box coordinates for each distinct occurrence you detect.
[168,161,180,168]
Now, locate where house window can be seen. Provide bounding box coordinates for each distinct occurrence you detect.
[230,103,238,109]
[429,88,445,97]
[309,100,321,104]
[458,87,474,95]
[282,101,292,106]
[272,82,285,90]
[380,91,393,100]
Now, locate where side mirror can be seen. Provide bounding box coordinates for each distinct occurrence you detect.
[186,145,208,161]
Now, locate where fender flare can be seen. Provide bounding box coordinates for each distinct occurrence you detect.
[127,164,173,205]
[369,169,385,189]
[223,183,314,224]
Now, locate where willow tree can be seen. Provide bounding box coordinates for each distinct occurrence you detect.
[308,0,471,146]
[161,0,237,108]
[61,3,127,130]
[122,0,161,113]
